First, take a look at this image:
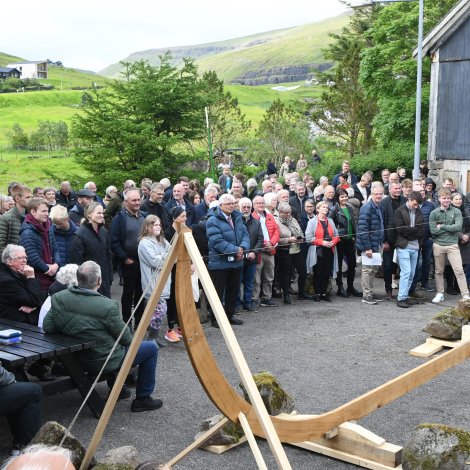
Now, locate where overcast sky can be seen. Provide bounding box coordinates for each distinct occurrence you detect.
[2,0,350,72]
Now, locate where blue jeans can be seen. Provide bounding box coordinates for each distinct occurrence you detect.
[397,247,419,301]
[237,262,257,308]
[410,238,433,292]
[131,341,158,400]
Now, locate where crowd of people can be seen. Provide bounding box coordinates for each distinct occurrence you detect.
[1,154,470,456]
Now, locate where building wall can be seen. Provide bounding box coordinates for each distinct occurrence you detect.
[6,62,48,79]
[428,17,470,162]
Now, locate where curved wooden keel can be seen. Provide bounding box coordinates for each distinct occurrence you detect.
[178,230,470,443]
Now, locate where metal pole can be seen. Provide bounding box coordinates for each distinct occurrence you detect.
[413,0,424,179]
[205,107,215,181]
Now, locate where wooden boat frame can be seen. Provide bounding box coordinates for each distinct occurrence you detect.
[81,227,470,470]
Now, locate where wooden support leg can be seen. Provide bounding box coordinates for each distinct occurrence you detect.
[410,325,470,358]
[238,412,268,470]
[164,417,229,468]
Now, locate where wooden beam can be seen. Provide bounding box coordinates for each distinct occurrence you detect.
[238,412,268,470]
[80,233,179,470]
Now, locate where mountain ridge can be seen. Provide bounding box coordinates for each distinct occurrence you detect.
[99,12,350,84]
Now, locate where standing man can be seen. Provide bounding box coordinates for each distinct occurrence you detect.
[68,189,94,226]
[110,189,146,326]
[251,195,280,308]
[381,169,391,195]
[289,181,308,221]
[380,181,406,300]
[356,184,385,305]
[331,160,358,189]
[429,188,470,303]
[206,194,250,327]
[164,183,194,227]
[55,181,77,210]
[192,186,218,227]
[394,192,424,308]
[238,198,263,311]
[0,184,32,253]
[84,181,105,206]
[140,183,169,234]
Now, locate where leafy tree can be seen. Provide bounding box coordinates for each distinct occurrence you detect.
[310,6,378,157]
[198,71,251,158]
[72,55,208,186]
[7,124,29,149]
[359,0,459,146]
[255,99,310,169]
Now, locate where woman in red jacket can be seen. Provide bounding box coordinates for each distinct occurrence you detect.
[305,201,340,302]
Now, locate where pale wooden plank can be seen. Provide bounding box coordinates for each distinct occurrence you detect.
[165,416,229,467]
[238,412,268,470]
[202,436,248,454]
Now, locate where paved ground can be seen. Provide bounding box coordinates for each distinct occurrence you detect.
[4,278,470,469]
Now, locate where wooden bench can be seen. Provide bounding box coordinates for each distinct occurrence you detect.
[0,319,106,418]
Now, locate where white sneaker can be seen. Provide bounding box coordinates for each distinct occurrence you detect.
[432,293,445,304]
[462,294,470,301]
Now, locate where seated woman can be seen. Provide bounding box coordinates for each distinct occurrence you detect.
[276,202,311,304]
[305,201,340,302]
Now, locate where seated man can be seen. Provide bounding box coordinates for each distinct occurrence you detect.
[43,261,162,412]
[0,363,42,455]
[0,244,45,324]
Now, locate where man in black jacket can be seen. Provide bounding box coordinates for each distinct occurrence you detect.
[0,244,45,323]
[55,181,77,210]
[289,181,308,221]
[68,189,94,226]
[380,182,406,299]
[394,192,424,308]
[140,183,168,233]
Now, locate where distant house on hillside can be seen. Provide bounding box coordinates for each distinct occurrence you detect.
[0,67,21,80]
[414,0,470,191]
[6,60,48,79]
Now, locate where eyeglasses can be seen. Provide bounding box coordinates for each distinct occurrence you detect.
[13,256,27,261]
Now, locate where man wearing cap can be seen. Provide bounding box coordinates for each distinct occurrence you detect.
[68,189,94,226]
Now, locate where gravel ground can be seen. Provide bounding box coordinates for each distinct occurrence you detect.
[3,280,470,469]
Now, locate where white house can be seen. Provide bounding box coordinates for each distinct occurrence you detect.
[6,61,48,79]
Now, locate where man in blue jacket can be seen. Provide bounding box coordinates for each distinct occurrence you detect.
[356,184,385,305]
[206,193,250,328]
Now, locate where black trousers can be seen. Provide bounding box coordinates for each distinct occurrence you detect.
[277,250,307,295]
[336,239,357,288]
[209,268,241,318]
[0,381,42,447]
[121,261,144,326]
[314,247,334,295]
[166,265,179,330]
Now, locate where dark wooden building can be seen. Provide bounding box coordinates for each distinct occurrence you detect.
[417,0,470,191]
[0,67,21,80]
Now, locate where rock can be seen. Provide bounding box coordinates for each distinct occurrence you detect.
[239,371,295,416]
[402,424,470,469]
[195,414,244,446]
[30,421,92,469]
[423,307,468,340]
[98,446,138,469]
[456,299,470,320]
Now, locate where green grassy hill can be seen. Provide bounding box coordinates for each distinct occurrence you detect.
[100,13,350,83]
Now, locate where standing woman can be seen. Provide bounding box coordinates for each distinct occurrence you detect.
[138,215,171,344]
[69,202,113,298]
[305,200,340,302]
[264,192,279,218]
[329,189,362,298]
[276,202,311,304]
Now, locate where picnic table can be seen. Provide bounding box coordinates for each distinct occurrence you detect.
[0,318,105,418]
